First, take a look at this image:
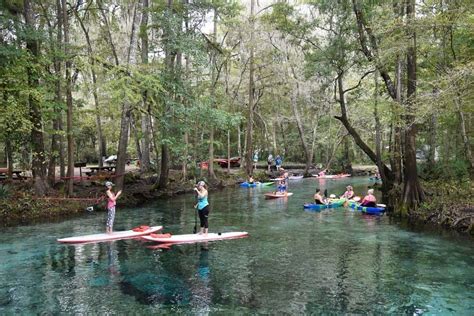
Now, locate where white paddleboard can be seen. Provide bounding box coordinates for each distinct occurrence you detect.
[57,226,163,244]
[142,231,248,244]
[264,192,294,199]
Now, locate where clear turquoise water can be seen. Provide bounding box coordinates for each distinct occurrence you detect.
[1,177,473,314]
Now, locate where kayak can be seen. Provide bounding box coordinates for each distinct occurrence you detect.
[142,231,248,244]
[369,177,382,181]
[239,182,274,188]
[312,174,351,179]
[264,192,293,199]
[303,198,346,210]
[270,177,284,181]
[57,225,163,244]
[288,175,304,180]
[349,202,385,215]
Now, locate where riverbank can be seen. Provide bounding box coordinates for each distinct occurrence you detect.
[0,168,246,227]
[409,179,474,236]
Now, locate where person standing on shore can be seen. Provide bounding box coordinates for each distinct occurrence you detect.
[253,150,259,170]
[105,181,122,234]
[275,155,282,171]
[267,154,274,172]
[194,181,210,235]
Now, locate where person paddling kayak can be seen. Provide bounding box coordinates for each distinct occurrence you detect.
[360,189,377,207]
[314,188,326,205]
[194,181,210,236]
[340,185,355,199]
[105,181,122,234]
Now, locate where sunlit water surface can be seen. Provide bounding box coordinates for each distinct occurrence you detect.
[1,177,473,314]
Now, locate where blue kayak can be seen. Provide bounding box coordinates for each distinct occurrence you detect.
[349,202,385,215]
[369,177,382,182]
[240,182,274,188]
[304,198,345,210]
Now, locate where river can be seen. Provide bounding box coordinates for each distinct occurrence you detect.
[1,177,473,314]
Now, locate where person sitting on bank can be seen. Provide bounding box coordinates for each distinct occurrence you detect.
[360,189,377,207]
[341,185,355,200]
[314,188,326,205]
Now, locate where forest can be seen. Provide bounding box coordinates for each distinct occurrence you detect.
[0,0,472,218]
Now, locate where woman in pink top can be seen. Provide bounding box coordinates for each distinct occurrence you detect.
[105,181,122,233]
[360,189,376,207]
[340,185,355,199]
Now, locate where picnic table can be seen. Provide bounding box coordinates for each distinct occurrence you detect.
[0,168,24,180]
[86,166,116,176]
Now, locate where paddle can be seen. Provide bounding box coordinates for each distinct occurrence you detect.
[193,207,198,234]
[193,197,198,234]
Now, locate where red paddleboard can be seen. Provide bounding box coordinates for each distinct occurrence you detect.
[142,231,248,244]
[264,192,294,199]
[57,226,163,244]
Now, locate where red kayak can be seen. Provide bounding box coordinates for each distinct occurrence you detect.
[264,192,294,199]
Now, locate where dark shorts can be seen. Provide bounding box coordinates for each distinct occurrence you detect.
[198,205,210,229]
[361,201,377,207]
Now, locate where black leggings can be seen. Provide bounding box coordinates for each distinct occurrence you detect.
[198,205,210,229]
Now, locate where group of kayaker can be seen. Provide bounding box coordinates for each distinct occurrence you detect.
[313,185,377,207]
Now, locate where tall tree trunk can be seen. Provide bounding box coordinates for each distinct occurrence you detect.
[227,130,231,174]
[402,0,424,208]
[63,0,74,196]
[140,0,151,172]
[158,0,174,189]
[48,0,62,185]
[374,70,389,196]
[5,137,13,179]
[75,7,104,168]
[426,112,437,171]
[392,56,403,184]
[455,97,474,170]
[208,6,218,181]
[24,0,48,196]
[290,85,311,174]
[245,0,256,176]
[115,0,142,190]
[59,117,65,178]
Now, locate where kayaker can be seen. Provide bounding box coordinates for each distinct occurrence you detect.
[248,176,255,184]
[341,185,355,199]
[277,179,287,194]
[318,169,326,177]
[314,189,326,205]
[360,189,377,207]
[105,181,122,234]
[194,181,210,235]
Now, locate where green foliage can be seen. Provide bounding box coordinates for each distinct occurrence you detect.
[0,184,11,199]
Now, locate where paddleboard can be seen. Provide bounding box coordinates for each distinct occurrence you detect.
[288,175,304,180]
[57,226,163,244]
[142,231,248,244]
[264,192,294,199]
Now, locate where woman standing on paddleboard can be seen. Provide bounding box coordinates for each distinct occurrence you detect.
[194,181,210,235]
[105,181,122,234]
